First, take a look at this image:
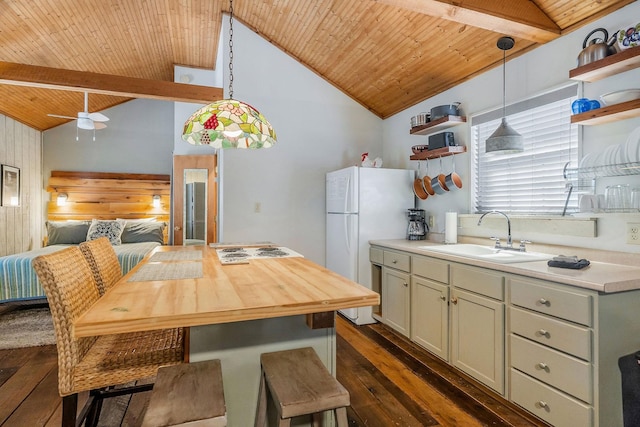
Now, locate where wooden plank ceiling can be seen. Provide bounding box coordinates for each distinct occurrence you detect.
[0,0,634,131]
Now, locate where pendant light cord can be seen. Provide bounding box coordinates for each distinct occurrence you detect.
[502,48,506,119]
[228,0,234,99]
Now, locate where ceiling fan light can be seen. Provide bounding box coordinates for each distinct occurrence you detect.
[77,118,95,130]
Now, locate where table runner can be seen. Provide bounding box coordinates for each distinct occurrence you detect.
[128,261,203,282]
[148,250,203,262]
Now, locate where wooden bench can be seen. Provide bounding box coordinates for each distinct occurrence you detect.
[254,347,350,427]
[142,360,227,427]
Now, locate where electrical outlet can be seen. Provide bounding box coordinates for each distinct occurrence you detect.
[255,202,261,213]
[627,222,640,245]
[429,215,435,228]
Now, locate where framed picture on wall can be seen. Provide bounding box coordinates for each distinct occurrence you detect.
[1,165,20,207]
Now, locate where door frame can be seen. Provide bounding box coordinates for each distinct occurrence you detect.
[173,154,218,245]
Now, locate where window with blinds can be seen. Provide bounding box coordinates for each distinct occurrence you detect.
[471,85,579,215]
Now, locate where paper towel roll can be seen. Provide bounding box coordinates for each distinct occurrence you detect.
[445,212,457,244]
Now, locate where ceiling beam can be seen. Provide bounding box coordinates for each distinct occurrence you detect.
[0,61,222,103]
[375,0,561,43]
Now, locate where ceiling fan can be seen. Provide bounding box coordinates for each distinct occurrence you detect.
[48,92,109,131]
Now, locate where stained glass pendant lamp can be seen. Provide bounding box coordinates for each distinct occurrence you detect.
[182,0,277,149]
[485,36,523,154]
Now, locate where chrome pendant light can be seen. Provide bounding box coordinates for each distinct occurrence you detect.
[485,36,523,154]
[182,0,277,149]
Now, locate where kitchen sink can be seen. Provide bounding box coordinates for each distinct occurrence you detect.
[418,244,552,264]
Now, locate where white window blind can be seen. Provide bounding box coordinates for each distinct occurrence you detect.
[471,86,579,215]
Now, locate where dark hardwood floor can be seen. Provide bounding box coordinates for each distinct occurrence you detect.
[0,308,549,426]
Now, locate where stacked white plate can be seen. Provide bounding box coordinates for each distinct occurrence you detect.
[584,126,640,176]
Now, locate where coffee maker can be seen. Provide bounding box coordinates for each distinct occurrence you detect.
[407,209,428,240]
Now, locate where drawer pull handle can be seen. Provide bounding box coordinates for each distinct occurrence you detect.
[537,362,549,371]
[537,329,550,338]
[538,297,550,306]
[403,282,408,287]
[440,295,446,301]
[537,400,549,409]
[451,297,458,305]
[392,259,398,264]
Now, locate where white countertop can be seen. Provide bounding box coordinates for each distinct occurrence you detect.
[370,239,640,293]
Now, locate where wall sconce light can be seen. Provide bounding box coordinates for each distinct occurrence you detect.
[57,193,68,206]
[152,195,161,208]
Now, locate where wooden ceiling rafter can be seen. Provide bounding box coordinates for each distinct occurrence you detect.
[0,61,222,104]
[374,0,561,43]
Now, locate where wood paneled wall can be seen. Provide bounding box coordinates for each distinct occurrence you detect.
[46,171,171,242]
[0,115,42,257]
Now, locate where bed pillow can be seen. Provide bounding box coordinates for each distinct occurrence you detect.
[86,219,126,245]
[46,220,91,245]
[121,221,166,244]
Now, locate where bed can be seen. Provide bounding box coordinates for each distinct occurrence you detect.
[0,242,160,303]
[0,170,171,304]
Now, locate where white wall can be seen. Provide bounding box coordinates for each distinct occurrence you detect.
[211,18,383,263]
[43,98,174,177]
[0,116,42,255]
[382,1,640,253]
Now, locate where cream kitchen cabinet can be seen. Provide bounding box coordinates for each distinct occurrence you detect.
[411,255,450,360]
[506,275,640,427]
[381,249,411,337]
[450,264,505,395]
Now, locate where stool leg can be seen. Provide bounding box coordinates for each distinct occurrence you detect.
[278,418,291,427]
[254,370,268,427]
[335,407,348,427]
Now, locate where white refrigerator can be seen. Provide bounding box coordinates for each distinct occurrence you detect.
[326,166,414,325]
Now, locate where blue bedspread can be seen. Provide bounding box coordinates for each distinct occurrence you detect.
[0,242,160,303]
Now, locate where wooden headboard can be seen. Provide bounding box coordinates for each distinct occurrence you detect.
[46,171,171,241]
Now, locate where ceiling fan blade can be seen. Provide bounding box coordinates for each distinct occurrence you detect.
[88,112,109,122]
[48,114,78,120]
[93,122,107,130]
[77,118,95,130]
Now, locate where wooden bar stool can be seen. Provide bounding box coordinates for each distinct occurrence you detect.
[143,360,227,427]
[254,347,350,427]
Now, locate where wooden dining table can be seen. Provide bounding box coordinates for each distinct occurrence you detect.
[74,244,379,426]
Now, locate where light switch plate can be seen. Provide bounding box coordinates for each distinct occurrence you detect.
[627,222,640,245]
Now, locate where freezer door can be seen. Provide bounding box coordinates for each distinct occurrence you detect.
[326,166,358,214]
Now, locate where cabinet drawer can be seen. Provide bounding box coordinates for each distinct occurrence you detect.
[510,369,592,427]
[509,277,592,326]
[383,250,411,272]
[412,255,449,283]
[509,306,591,361]
[451,264,504,301]
[510,334,592,403]
[370,247,383,264]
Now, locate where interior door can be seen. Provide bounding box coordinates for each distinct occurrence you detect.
[173,154,218,245]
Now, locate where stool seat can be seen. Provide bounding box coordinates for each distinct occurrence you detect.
[143,360,227,427]
[255,347,349,427]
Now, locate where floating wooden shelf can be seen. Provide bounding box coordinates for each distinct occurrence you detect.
[571,99,640,125]
[409,145,466,160]
[409,115,467,136]
[569,46,640,82]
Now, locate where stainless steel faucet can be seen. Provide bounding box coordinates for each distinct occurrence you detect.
[477,210,525,251]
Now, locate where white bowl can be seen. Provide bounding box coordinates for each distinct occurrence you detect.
[600,89,640,106]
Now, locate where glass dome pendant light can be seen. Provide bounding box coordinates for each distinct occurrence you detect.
[485,36,523,154]
[182,0,277,149]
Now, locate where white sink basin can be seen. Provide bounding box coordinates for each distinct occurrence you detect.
[418,244,552,264]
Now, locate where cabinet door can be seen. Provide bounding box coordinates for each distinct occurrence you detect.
[450,287,505,395]
[382,267,410,337]
[411,276,449,360]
